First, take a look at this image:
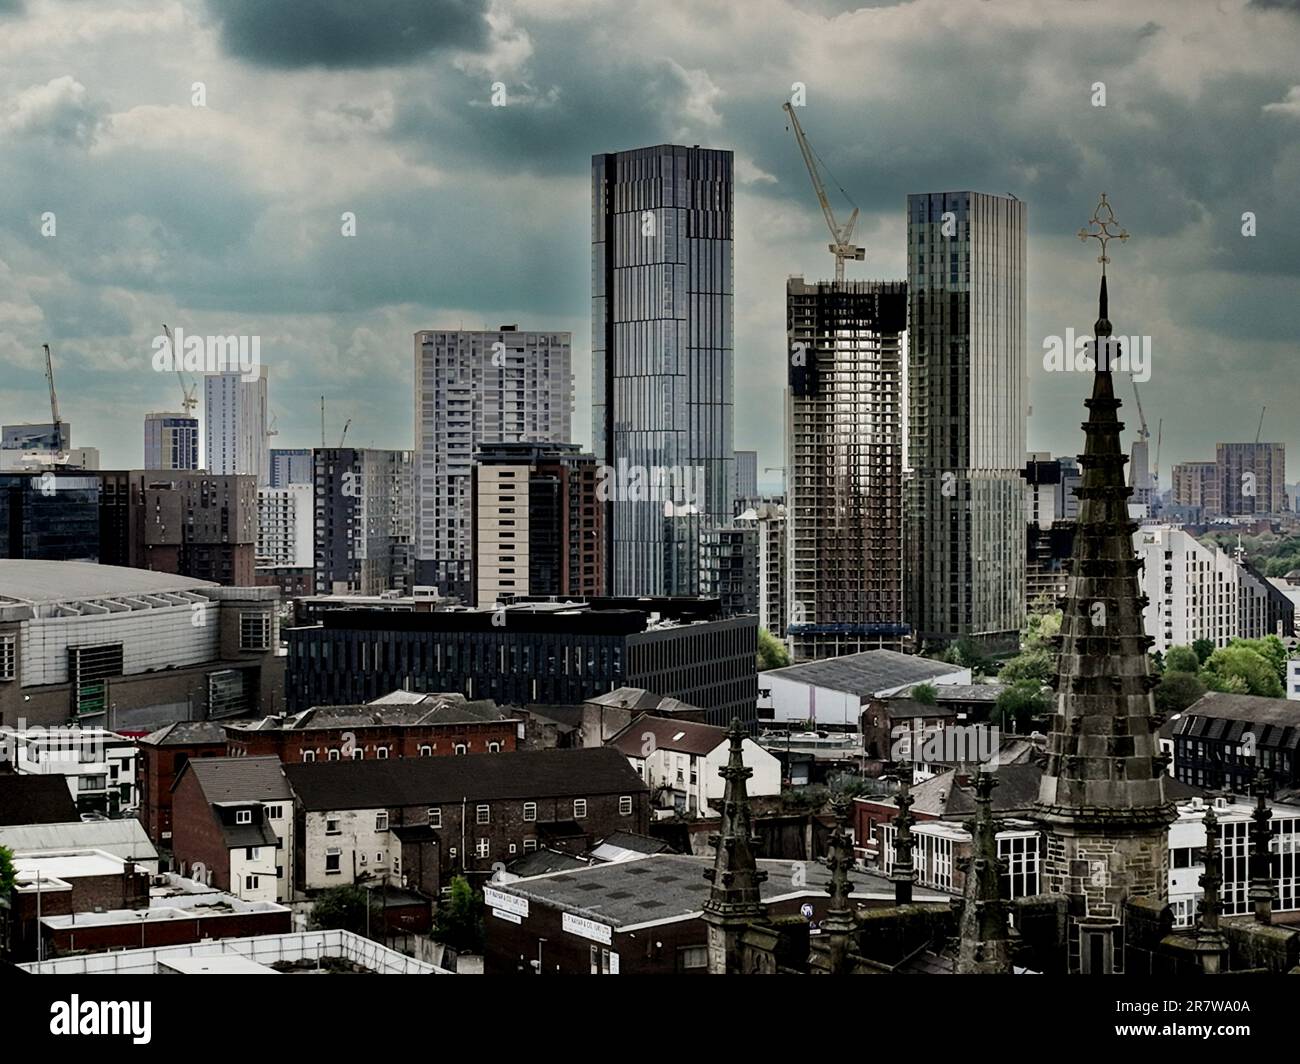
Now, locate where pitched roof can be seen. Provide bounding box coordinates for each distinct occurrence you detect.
[284,748,648,811]
[0,819,159,864]
[139,720,229,747]
[177,756,292,801]
[892,683,1006,703]
[607,715,728,757]
[226,695,514,733]
[1180,691,1300,728]
[763,650,961,697]
[0,775,79,825]
[893,765,1043,818]
[583,688,703,715]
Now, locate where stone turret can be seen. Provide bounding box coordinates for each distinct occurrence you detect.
[702,719,768,974]
[957,769,1012,974]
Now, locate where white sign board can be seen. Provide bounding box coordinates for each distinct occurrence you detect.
[562,911,612,945]
[491,908,522,925]
[484,886,529,918]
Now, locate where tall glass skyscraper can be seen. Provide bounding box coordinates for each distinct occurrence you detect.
[592,145,734,597]
[905,192,1027,650]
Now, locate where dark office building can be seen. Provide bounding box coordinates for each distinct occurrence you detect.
[698,524,758,618]
[0,471,100,561]
[286,598,758,728]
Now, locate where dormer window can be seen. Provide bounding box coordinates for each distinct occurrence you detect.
[235,809,252,825]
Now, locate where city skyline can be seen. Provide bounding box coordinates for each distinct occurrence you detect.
[1,1,1297,478]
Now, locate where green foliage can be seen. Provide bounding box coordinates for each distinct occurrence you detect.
[949,636,993,675]
[910,682,938,705]
[0,844,15,900]
[310,885,383,936]
[994,681,1050,731]
[756,628,791,672]
[1154,671,1207,715]
[998,647,1054,686]
[1163,645,1201,675]
[1228,636,1287,686]
[1201,645,1283,698]
[1024,608,1062,650]
[1192,639,1216,666]
[434,875,484,953]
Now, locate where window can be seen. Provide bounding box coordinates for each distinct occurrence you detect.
[302,750,316,763]
[266,805,282,820]
[235,809,252,825]
[246,847,259,860]
[239,611,272,651]
[245,875,259,890]
[453,744,467,755]
[419,745,432,757]
[476,804,490,825]
[523,802,537,822]
[523,838,537,852]
[77,775,107,791]
[327,749,340,761]
[428,808,442,828]
[375,812,389,832]
[325,848,341,874]
[326,817,340,835]
[376,747,389,760]
[680,946,708,971]
[0,634,15,681]
[487,741,501,753]
[573,799,587,819]
[351,748,363,761]
[476,838,489,859]
[619,796,632,817]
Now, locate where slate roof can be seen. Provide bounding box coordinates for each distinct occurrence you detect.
[284,747,648,811]
[763,650,960,697]
[139,720,229,747]
[507,849,591,877]
[1175,693,1300,753]
[892,683,1006,703]
[0,775,79,825]
[584,688,703,715]
[895,765,1043,818]
[177,756,293,801]
[227,694,514,733]
[607,715,728,757]
[0,819,159,864]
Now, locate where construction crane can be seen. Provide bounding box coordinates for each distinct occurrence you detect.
[42,344,65,458]
[1153,418,1163,485]
[782,103,864,282]
[339,419,352,448]
[267,412,279,438]
[1255,406,1266,444]
[162,324,198,416]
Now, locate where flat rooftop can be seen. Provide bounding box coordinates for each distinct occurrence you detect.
[15,849,128,880]
[0,559,215,606]
[497,852,946,929]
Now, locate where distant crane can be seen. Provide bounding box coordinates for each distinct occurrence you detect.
[267,412,279,438]
[42,344,66,459]
[162,324,199,416]
[1255,406,1267,445]
[1153,417,1163,487]
[339,419,352,448]
[782,103,864,283]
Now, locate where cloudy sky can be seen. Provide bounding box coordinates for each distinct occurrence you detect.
[1,0,1298,486]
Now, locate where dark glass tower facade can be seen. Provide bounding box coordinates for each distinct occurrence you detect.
[905,192,1027,650]
[592,145,734,596]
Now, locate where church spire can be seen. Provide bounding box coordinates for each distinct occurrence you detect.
[702,719,768,973]
[1197,806,1224,937]
[1248,770,1277,926]
[1036,196,1175,973]
[818,793,858,974]
[957,769,1012,974]
[891,769,916,905]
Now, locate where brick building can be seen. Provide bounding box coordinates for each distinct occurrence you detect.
[284,747,649,898]
[223,693,521,763]
[171,757,294,903]
[136,720,230,845]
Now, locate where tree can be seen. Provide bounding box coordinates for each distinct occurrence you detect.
[1024,608,1062,650]
[910,682,938,705]
[994,681,1050,732]
[756,629,791,671]
[1154,671,1206,715]
[950,636,992,676]
[1201,645,1283,698]
[1163,645,1200,675]
[998,647,1054,686]
[434,875,484,953]
[1227,636,1287,687]
[0,844,15,899]
[1192,638,1216,666]
[310,885,383,937]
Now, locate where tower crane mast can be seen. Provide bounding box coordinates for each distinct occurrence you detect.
[782,103,865,282]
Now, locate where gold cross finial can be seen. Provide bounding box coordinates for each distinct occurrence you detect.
[1077,192,1129,275]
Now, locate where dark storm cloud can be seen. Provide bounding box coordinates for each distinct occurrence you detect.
[203,0,491,68]
[1248,0,1300,11]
